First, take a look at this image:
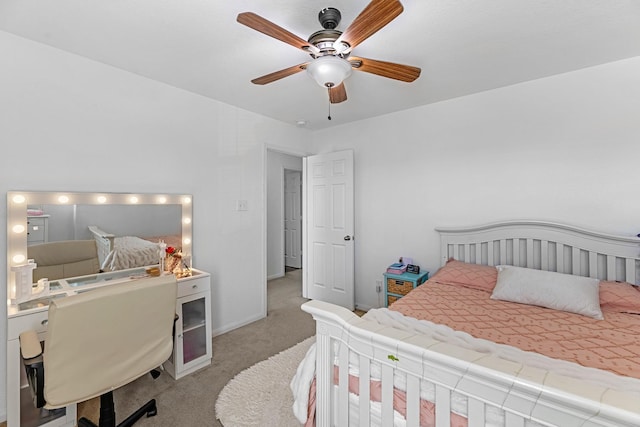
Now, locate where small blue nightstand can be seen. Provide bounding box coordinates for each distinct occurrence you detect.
[384,270,429,307]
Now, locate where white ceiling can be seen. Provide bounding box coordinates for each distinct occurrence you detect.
[1,0,639,130]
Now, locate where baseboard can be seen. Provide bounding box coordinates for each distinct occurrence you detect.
[267,272,285,280]
[355,303,374,312]
[212,303,370,338]
[211,312,266,338]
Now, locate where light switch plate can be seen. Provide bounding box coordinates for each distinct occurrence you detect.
[237,200,248,211]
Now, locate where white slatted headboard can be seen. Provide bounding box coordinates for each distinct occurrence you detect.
[436,220,640,284]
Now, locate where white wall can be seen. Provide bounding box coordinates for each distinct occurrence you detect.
[266,150,304,279]
[311,56,640,311]
[0,31,309,420]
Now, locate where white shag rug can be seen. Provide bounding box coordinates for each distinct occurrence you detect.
[215,336,314,427]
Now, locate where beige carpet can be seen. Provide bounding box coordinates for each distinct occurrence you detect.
[215,336,314,426]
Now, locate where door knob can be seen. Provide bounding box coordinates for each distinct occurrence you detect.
[344,235,352,241]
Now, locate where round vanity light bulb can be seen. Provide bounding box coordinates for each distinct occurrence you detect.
[158,196,167,204]
[97,196,107,203]
[12,225,25,234]
[12,254,26,264]
[183,238,191,245]
[12,195,26,204]
[129,196,139,204]
[182,196,192,204]
[58,195,69,203]
[183,218,192,225]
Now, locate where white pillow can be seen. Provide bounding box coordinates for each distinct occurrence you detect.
[491,265,603,320]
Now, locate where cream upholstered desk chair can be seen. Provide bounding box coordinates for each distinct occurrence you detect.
[19,274,177,427]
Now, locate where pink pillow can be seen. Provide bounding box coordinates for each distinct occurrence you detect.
[599,281,640,314]
[430,259,497,292]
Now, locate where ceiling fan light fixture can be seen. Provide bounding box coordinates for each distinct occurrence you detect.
[306,56,352,88]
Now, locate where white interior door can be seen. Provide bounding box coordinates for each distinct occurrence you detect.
[303,150,354,310]
[284,169,302,269]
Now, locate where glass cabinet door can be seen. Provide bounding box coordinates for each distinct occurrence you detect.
[177,293,210,368]
[172,292,211,372]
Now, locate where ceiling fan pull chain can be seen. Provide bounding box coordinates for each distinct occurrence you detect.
[327,87,332,120]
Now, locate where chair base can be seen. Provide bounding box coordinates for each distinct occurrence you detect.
[77,392,157,427]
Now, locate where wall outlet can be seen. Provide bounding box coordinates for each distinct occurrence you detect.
[376,280,383,293]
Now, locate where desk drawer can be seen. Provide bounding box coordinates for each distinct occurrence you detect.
[177,276,210,298]
[8,311,49,341]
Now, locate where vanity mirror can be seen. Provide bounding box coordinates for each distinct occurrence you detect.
[7,191,193,303]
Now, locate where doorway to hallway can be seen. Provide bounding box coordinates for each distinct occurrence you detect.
[284,169,302,270]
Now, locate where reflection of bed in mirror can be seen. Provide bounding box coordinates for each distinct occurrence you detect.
[88,225,182,271]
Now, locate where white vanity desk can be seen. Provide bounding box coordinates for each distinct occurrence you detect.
[6,267,212,427]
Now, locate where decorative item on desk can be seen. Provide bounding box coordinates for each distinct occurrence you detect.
[177,254,193,278]
[165,245,180,272]
[158,240,167,274]
[146,266,161,277]
[10,260,49,304]
[165,246,192,278]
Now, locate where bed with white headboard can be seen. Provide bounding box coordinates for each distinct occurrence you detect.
[298,220,640,427]
[88,225,181,272]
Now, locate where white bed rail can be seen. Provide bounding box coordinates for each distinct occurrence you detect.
[436,220,640,284]
[302,300,640,427]
[88,225,115,268]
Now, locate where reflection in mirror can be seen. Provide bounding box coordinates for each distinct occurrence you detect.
[7,191,192,304]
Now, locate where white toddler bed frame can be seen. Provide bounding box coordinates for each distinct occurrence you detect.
[302,220,640,427]
[88,225,116,267]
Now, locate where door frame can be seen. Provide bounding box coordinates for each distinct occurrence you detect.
[263,144,311,316]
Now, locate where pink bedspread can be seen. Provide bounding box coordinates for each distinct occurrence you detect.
[390,280,640,379]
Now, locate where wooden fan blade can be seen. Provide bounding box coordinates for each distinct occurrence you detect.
[349,56,420,82]
[251,63,309,85]
[237,12,318,54]
[329,83,347,104]
[335,0,404,52]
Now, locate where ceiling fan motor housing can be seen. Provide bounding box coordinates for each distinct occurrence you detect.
[318,7,341,29]
[308,29,342,55]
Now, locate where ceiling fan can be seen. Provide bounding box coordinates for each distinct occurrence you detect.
[237,0,421,106]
